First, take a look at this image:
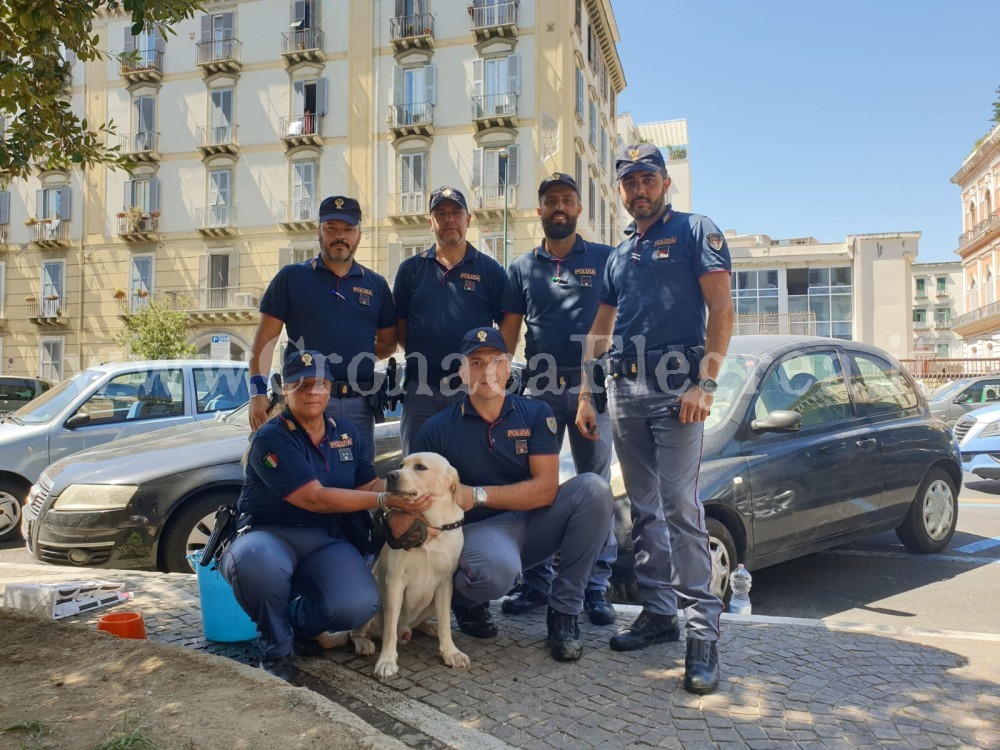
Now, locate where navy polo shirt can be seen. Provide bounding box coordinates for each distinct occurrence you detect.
[260,257,396,383]
[239,411,377,530]
[412,394,559,523]
[392,244,506,379]
[502,235,612,370]
[600,206,731,357]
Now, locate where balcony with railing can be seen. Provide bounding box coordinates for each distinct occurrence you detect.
[195,206,236,237]
[196,124,239,157]
[471,185,516,219]
[389,101,434,139]
[116,210,159,242]
[279,199,319,232]
[469,1,518,40]
[0,225,7,246]
[114,291,152,318]
[161,285,263,323]
[120,131,159,161]
[953,300,1000,338]
[958,210,1000,255]
[27,220,70,248]
[471,92,518,131]
[280,114,324,150]
[388,192,428,225]
[119,49,163,83]
[280,27,325,65]
[27,294,69,326]
[195,38,242,75]
[391,13,434,51]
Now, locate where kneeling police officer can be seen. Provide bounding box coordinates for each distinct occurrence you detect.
[221,349,431,681]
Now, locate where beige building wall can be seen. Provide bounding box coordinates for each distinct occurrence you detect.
[911,261,964,357]
[950,122,1000,356]
[727,231,919,358]
[0,0,625,380]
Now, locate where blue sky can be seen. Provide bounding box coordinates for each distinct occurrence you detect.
[612,0,998,262]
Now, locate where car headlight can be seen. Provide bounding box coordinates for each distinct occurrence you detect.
[51,484,139,511]
[978,422,1000,438]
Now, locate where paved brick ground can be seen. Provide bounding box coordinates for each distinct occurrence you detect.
[3,562,998,750]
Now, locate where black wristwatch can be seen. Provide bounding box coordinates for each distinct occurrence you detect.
[699,377,718,394]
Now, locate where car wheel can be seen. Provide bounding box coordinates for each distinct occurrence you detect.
[159,493,235,573]
[706,517,738,601]
[0,478,29,543]
[895,467,958,554]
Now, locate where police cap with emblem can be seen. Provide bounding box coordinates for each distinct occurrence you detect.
[318,195,362,226]
[428,186,469,213]
[459,327,508,357]
[538,172,580,197]
[615,143,668,180]
[282,349,332,384]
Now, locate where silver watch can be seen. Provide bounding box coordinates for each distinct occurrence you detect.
[699,377,718,394]
[473,486,488,509]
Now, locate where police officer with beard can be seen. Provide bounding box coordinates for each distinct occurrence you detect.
[498,173,617,626]
[248,196,397,453]
[576,144,734,695]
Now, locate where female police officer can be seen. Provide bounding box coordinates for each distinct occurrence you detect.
[221,349,431,680]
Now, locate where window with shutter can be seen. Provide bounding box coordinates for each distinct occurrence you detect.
[0,192,9,225]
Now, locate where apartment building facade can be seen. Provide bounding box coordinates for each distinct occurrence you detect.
[950,122,1000,355]
[911,261,963,358]
[0,0,625,379]
[727,230,920,358]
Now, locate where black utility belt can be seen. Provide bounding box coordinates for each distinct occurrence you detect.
[330,380,375,398]
[608,346,705,389]
[524,369,584,388]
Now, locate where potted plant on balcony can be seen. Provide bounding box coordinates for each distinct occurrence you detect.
[24,217,37,226]
[113,288,127,300]
[136,289,150,298]
[45,293,59,301]
[24,295,36,303]
[125,205,145,232]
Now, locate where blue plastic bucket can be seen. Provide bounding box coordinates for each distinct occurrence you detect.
[188,552,258,643]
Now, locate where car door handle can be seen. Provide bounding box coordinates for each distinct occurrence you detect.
[856,438,878,450]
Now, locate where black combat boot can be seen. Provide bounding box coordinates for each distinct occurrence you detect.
[259,654,295,682]
[546,607,583,661]
[501,584,549,614]
[453,601,498,638]
[609,610,680,651]
[683,638,720,695]
[583,589,617,625]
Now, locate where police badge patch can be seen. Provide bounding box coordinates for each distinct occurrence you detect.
[338,448,354,462]
[261,452,279,469]
[706,233,725,253]
[515,439,528,454]
[546,417,558,435]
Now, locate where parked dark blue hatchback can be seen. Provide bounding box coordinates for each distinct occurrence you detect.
[621,335,962,599]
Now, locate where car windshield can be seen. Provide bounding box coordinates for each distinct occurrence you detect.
[929,379,972,402]
[8,370,105,424]
[222,401,251,427]
[704,354,757,431]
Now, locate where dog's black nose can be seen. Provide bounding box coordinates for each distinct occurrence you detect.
[387,470,400,483]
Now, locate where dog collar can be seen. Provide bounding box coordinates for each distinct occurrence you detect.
[432,519,464,531]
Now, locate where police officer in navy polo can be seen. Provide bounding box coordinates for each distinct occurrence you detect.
[221,349,432,681]
[412,327,614,662]
[393,187,507,454]
[498,172,617,626]
[248,195,397,452]
[576,144,734,695]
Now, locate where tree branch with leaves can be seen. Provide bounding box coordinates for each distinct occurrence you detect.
[0,1,203,180]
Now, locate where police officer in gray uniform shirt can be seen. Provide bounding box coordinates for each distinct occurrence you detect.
[499,172,617,626]
[576,144,735,695]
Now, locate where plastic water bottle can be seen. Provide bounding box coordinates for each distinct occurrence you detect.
[728,564,752,615]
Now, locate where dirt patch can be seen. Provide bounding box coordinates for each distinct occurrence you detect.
[0,610,397,750]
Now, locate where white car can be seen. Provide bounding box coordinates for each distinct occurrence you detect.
[954,402,1000,479]
[0,360,248,542]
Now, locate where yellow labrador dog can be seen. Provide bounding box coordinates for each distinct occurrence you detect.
[322,452,470,680]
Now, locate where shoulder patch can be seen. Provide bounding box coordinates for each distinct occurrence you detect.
[706,233,725,253]
[546,417,558,435]
[261,452,279,469]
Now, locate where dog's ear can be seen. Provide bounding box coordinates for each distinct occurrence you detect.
[448,466,461,500]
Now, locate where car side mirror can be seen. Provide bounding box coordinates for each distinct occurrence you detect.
[751,409,802,433]
[64,412,91,429]
[952,395,968,405]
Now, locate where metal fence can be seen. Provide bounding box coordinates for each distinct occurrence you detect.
[899,358,1000,383]
[733,312,816,336]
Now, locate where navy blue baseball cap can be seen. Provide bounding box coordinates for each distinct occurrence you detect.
[429,186,468,213]
[538,172,579,197]
[615,144,668,180]
[459,327,508,357]
[318,196,362,225]
[282,349,331,384]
